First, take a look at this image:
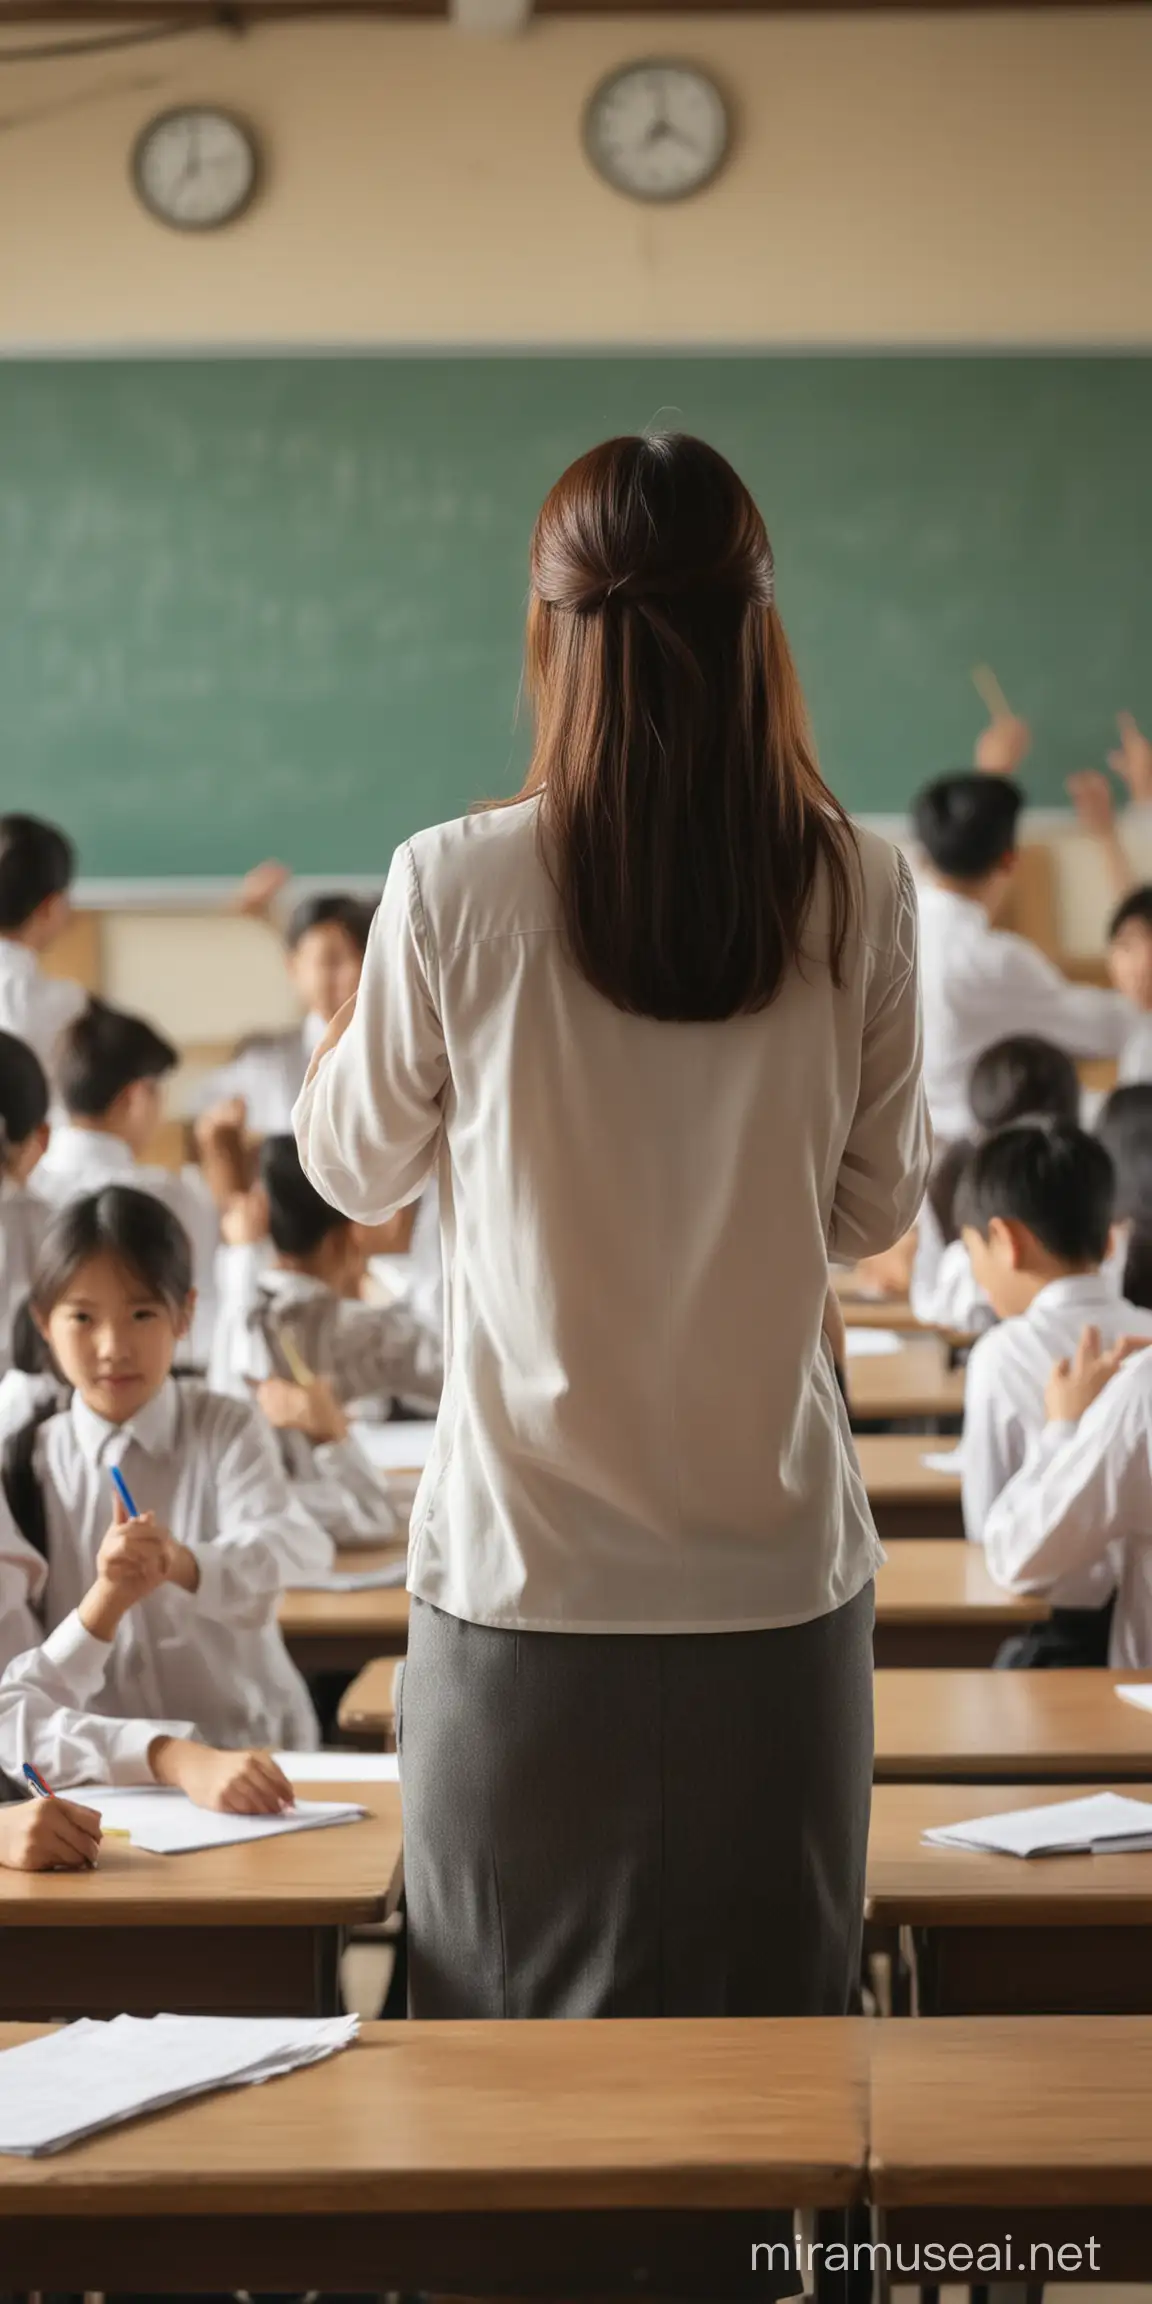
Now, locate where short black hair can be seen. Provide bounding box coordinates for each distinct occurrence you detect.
[0,1031,49,1154]
[1097,1086,1152,1312]
[969,1035,1081,1134]
[0,815,76,933]
[1108,885,1152,941]
[912,775,1023,882]
[955,1120,1115,1267]
[58,999,177,1120]
[260,1133,349,1258]
[285,894,374,956]
[31,1186,193,1322]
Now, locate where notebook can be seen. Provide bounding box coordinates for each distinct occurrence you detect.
[844,1329,903,1358]
[921,1448,963,1476]
[57,1788,366,1855]
[923,1790,1152,1858]
[1116,1684,1152,1716]
[0,2013,357,2156]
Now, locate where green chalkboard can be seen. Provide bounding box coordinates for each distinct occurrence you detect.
[1,354,1149,877]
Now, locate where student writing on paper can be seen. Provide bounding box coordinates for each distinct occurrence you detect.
[0,1787,101,1872]
[985,1322,1152,1669]
[0,1034,50,1380]
[196,895,376,1142]
[0,1187,329,1750]
[0,815,86,1086]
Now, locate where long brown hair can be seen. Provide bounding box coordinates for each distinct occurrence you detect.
[518,432,857,1022]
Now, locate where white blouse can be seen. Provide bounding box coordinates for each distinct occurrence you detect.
[295,799,931,1635]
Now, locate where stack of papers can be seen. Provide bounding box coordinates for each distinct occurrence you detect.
[62,1787,366,1855]
[1117,1685,1152,1716]
[921,1448,963,1476]
[844,1329,903,1359]
[355,1419,437,1474]
[923,1791,1152,1858]
[276,1749,399,1783]
[0,2012,357,2157]
[291,1562,407,1593]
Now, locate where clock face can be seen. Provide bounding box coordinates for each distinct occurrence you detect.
[583,62,731,203]
[132,107,259,232]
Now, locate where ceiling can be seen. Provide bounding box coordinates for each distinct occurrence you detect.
[0,0,1144,21]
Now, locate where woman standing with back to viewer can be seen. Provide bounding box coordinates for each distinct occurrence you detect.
[295,434,930,2027]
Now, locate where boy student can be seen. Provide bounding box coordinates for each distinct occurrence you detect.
[1107,887,1152,1086]
[210,1135,442,1542]
[914,774,1134,1143]
[197,894,375,1140]
[0,814,86,1082]
[956,1121,1152,1566]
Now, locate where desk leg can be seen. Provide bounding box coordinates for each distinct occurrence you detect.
[315,1924,343,2017]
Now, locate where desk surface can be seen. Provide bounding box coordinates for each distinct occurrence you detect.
[856,1433,962,1507]
[849,1339,966,1422]
[0,1781,401,1929]
[0,2017,868,2215]
[868,1780,1152,1927]
[278,1553,410,1645]
[875,1670,1152,1782]
[339,1657,397,1738]
[874,1542,1046,1629]
[871,2015,1152,2207]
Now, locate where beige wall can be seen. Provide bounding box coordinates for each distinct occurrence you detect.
[4,10,1152,349]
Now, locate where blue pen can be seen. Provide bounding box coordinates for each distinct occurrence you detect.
[109,1465,139,1518]
[23,1761,52,1799]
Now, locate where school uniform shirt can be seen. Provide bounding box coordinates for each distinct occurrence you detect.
[294,800,931,1635]
[0,1610,195,1790]
[908,1200,994,1337]
[962,1269,1152,1557]
[0,1182,48,1379]
[0,1378,330,1750]
[33,1127,220,1363]
[984,1346,1152,1669]
[917,883,1133,1143]
[1118,1012,1152,1086]
[0,942,86,1085]
[195,1014,325,1136]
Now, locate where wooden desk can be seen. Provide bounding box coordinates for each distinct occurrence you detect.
[871,2016,1152,2280]
[0,2017,869,2296]
[848,1338,966,1427]
[338,1657,398,1745]
[875,1669,1152,1783]
[873,1541,1047,1668]
[868,1780,1152,2015]
[279,1548,410,1673]
[856,1432,963,1542]
[0,1781,401,2022]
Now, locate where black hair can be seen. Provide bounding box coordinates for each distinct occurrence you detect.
[30,1187,194,1324]
[969,1035,1081,1134]
[0,1031,49,1169]
[0,815,76,933]
[285,894,374,956]
[954,1120,1115,1267]
[911,774,1023,883]
[1108,885,1152,941]
[1096,1084,1152,1311]
[260,1133,348,1258]
[58,998,177,1120]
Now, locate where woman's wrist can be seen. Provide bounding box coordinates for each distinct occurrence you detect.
[77,1577,132,1643]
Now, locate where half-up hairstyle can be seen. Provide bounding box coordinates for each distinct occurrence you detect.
[30,1187,194,1326]
[517,432,858,1022]
[0,1031,48,1178]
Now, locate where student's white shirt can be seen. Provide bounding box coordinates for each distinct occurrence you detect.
[33,1127,219,1362]
[917,883,1133,1143]
[0,942,86,1084]
[909,1198,994,1336]
[195,1014,325,1136]
[962,1268,1152,1551]
[0,1609,194,1790]
[1118,1013,1152,1086]
[294,801,931,1635]
[0,1379,329,1749]
[985,1346,1152,1669]
[0,1184,48,1378]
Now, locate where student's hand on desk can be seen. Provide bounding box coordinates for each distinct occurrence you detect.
[1109,713,1152,806]
[974,713,1032,777]
[149,1737,295,1814]
[0,1796,102,1873]
[1067,769,1117,836]
[257,1374,349,1445]
[1045,1322,1151,1424]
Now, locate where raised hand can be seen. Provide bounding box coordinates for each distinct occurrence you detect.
[974,714,1032,777]
[1108,714,1152,806]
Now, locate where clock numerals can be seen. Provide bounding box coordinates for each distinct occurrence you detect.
[132,108,259,233]
[584,63,731,204]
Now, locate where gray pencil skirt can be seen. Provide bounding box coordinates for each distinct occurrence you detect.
[397,1579,874,2021]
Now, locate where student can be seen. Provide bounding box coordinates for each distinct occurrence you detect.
[0,1032,50,1378]
[197,895,374,1139]
[956,1121,1152,1540]
[0,814,86,1081]
[0,1503,295,1856]
[1106,887,1152,1086]
[1096,1082,1152,1310]
[211,1137,441,1541]
[984,1324,1152,1669]
[914,774,1133,1141]
[910,1034,1081,1332]
[0,1187,330,1750]
[34,1000,220,1361]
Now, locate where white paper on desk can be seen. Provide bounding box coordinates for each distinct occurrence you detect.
[275,1749,399,1783]
[0,2012,358,2157]
[924,1791,1152,1859]
[1117,1684,1152,1715]
[291,1562,408,1592]
[921,1448,964,1476]
[354,1418,437,1473]
[844,1328,904,1358]
[57,1788,366,1855]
